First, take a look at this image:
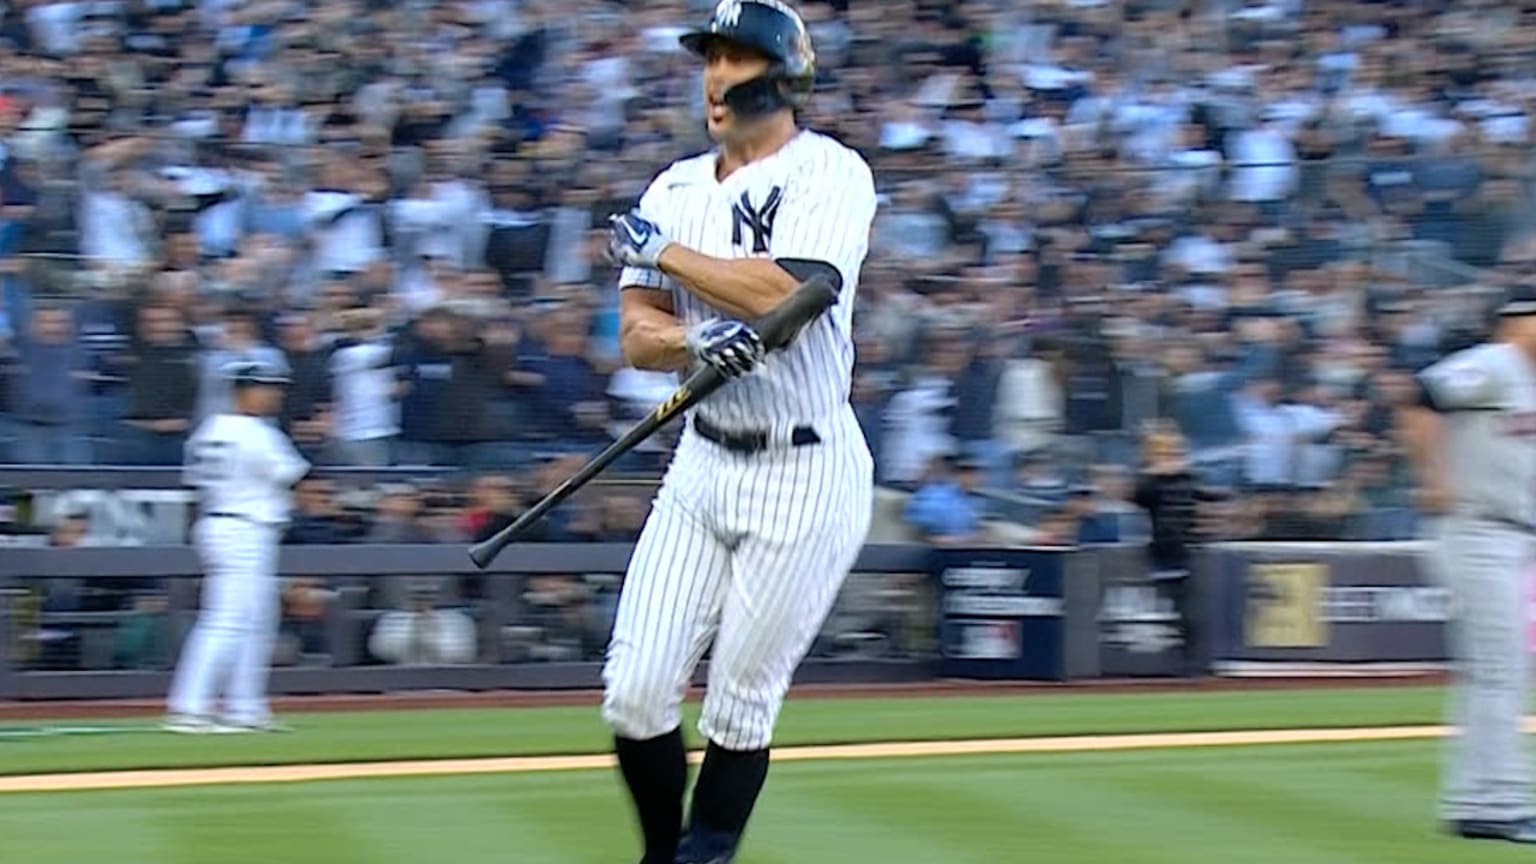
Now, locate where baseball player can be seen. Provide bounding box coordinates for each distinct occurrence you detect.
[1403,291,1536,843]
[164,359,308,734]
[601,2,875,862]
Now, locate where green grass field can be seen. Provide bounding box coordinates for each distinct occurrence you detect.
[5,686,1531,864]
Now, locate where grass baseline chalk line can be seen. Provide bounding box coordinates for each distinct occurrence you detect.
[0,724,163,741]
[0,720,1495,794]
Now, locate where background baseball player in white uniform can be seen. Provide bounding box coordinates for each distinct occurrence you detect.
[165,359,309,734]
[1403,292,1536,844]
[602,2,875,862]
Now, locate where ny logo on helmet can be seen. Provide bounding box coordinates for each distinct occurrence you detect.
[713,0,743,28]
[714,0,799,30]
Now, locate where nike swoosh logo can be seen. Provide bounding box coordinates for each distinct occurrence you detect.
[618,221,647,244]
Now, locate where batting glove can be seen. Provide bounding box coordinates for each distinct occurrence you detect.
[606,211,672,270]
[687,318,764,379]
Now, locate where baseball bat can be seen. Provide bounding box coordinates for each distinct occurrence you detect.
[467,275,839,569]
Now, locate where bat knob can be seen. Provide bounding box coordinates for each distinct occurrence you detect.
[467,543,494,570]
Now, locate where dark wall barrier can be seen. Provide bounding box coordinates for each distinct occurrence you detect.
[1207,541,1446,664]
[0,540,1445,700]
[933,547,1097,681]
[0,543,942,700]
[1090,544,1193,678]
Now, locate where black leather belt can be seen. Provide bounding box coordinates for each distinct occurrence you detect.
[693,415,820,455]
[206,512,256,524]
[1478,513,1536,534]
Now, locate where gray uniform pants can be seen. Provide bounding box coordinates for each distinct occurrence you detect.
[1435,517,1535,822]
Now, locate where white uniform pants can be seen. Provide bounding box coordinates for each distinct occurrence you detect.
[602,409,873,751]
[167,517,282,725]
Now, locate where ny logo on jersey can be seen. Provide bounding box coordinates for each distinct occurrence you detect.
[731,186,782,254]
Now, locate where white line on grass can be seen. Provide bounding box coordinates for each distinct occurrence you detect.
[0,721,1492,794]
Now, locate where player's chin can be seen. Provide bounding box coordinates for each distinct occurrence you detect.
[705,116,732,141]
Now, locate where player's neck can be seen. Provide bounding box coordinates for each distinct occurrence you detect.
[1507,338,1536,367]
[717,118,800,180]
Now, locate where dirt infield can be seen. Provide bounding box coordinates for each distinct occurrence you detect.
[0,720,1475,794]
[0,673,1448,721]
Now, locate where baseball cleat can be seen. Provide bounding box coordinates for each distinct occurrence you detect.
[161,714,217,734]
[1447,819,1536,843]
[673,834,735,864]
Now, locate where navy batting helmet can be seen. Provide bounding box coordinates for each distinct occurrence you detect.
[680,0,816,119]
[1499,285,1536,318]
[226,358,291,388]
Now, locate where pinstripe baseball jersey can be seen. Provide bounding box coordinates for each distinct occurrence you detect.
[602,128,877,756]
[619,130,876,434]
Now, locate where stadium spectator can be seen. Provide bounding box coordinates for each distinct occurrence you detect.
[1014,450,1072,509]
[951,326,1009,486]
[304,152,387,278]
[328,306,398,467]
[77,137,157,273]
[993,335,1064,462]
[276,311,332,462]
[285,477,359,545]
[882,329,970,487]
[121,303,197,466]
[586,493,648,543]
[1032,508,1083,548]
[10,305,88,464]
[392,306,458,466]
[359,485,422,545]
[480,159,551,299]
[520,571,594,662]
[432,308,516,468]
[74,280,136,461]
[112,590,173,672]
[1233,379,1343,488]
[196,303,285,421]
[905,454,987,546]
[368,579,478,666]
[520,303,611,450]
[1076,464,1150,545]
[280,577,334,665]
[461,473,523,545]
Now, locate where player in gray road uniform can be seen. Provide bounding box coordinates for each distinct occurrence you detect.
[1405,290,1536,843]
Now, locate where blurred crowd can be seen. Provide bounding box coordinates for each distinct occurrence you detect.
[1,0,1536,547]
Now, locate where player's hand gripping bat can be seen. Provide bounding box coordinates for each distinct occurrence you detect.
[468,276,839,569]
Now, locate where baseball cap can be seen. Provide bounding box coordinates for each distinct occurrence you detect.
[955,455,986,472]
[225,358,291,386]
[1498,286,1536,317]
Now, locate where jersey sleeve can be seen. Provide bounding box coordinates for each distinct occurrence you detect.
[261,426,311,487]
[619,174,670,291]
[180,422,209,488]
[769,151,877,296]
[1418,347,1502,412]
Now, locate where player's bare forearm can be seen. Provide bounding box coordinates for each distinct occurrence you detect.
[1400,406,1444,480]
[1400,405,1451,510]
[657,245,799,320]
[620,292,690,372]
